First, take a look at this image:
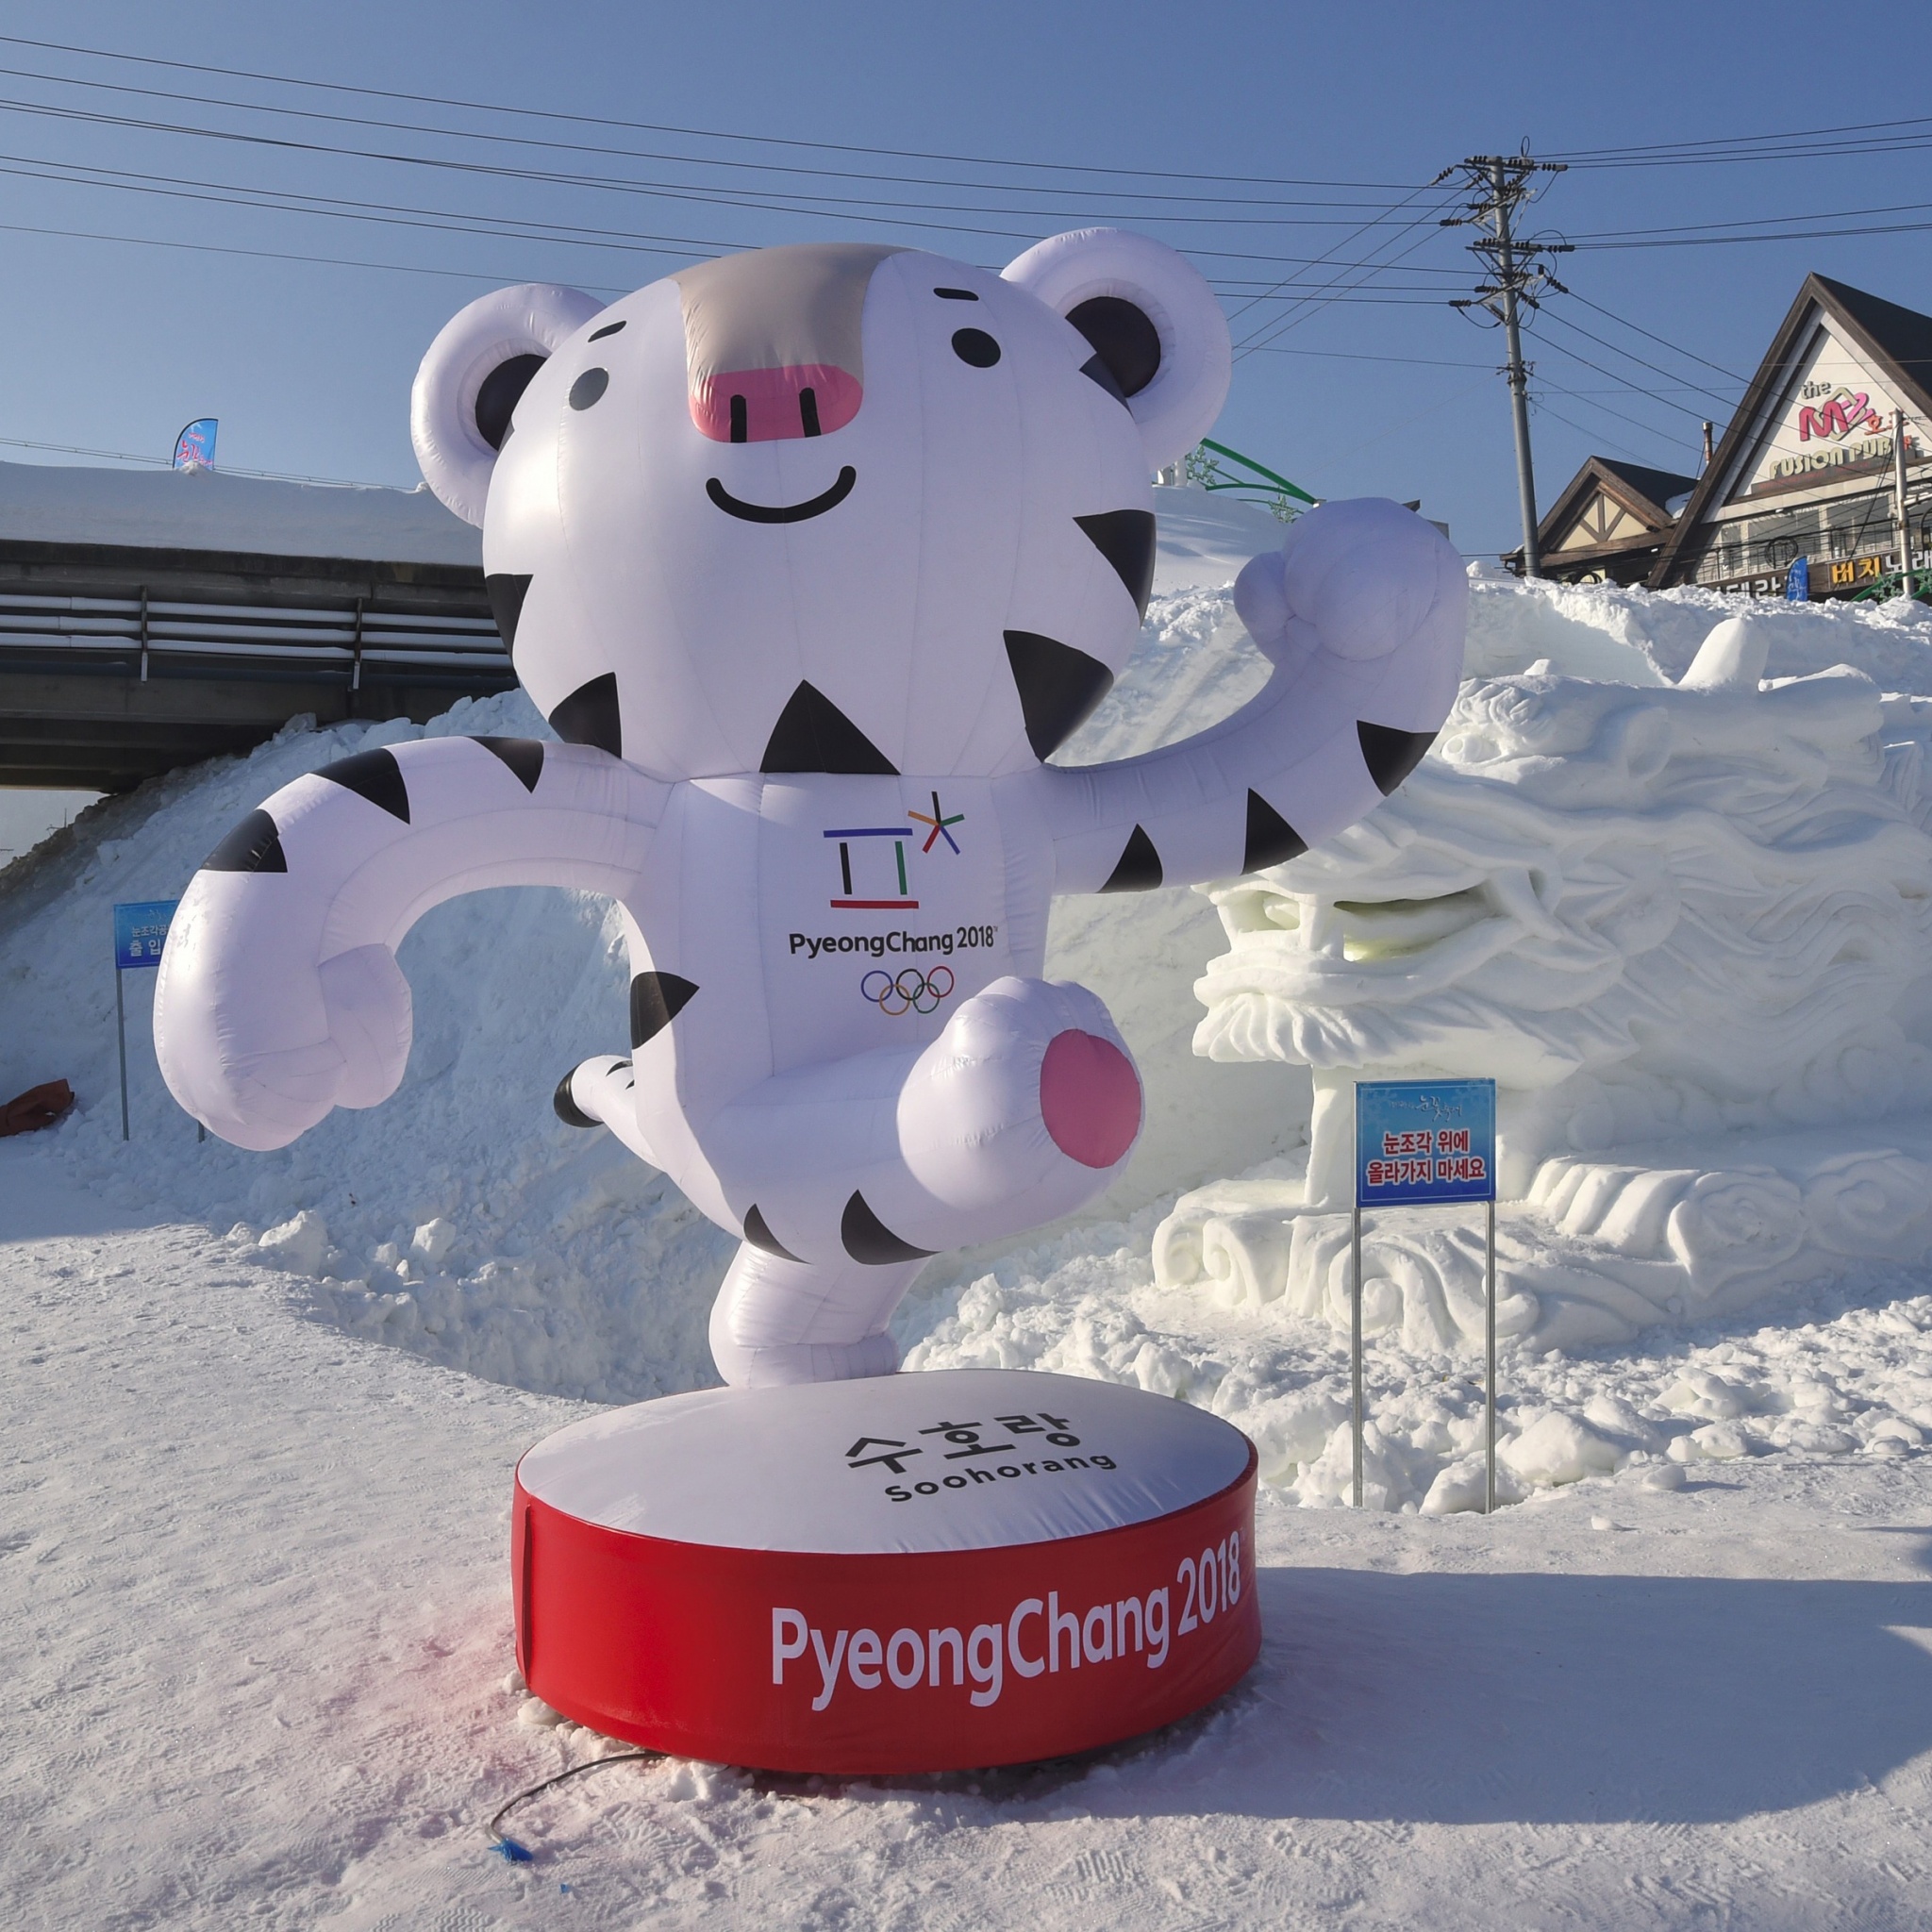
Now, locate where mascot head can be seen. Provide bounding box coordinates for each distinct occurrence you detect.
[410,230,1230,782]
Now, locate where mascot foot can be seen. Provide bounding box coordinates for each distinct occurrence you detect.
[708,1241,919,1387]
[897,976,1142,1232]
[709,1327,901,1388]
[554,1056,660,1167]
[554,1055,631,1128]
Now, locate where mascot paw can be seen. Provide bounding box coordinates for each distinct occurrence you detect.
[1039,1027,1141,1169]
[899,976,1141,1218]
[1235,496,1464,670]
[317,945,412,1110]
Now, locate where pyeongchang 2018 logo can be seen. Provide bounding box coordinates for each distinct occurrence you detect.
[822,792,965,910]
[862,965,954,1016]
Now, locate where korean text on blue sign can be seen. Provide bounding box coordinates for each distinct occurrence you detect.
[113,900,178,971]
[1356,1078,1496,1207]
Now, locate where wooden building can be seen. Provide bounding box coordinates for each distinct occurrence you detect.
[1649,275,1931,600]
[1505,457,1695,585]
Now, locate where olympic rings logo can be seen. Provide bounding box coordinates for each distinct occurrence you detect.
[861,965,955,1016]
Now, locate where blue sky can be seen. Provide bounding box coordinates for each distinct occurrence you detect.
[0,0,1925,558]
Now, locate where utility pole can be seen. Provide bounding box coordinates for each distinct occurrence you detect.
[1443,150,1569,577]
[1896,408,1917,601]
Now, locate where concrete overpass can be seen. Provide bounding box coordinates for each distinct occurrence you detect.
[0,460,509,791]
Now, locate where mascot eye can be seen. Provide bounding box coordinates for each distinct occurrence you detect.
[951,328,1001,369]
[569,368,610,410]
[1067,296,1161,400]
[474,353,544,453]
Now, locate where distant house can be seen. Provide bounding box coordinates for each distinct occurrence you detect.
[1505,457,1696,586]
[1649,275,1931,600]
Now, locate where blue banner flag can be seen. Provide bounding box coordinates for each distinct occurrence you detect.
[113,899,178,971]
[173,419,218,470]
[1356,1078,1496,1207]
[1785,556,1810,602]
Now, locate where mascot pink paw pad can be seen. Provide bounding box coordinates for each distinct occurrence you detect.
[1040,1029,1141,1168]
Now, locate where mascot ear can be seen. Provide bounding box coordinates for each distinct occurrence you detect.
[410,283,606,525]
[1003,228,1231,472]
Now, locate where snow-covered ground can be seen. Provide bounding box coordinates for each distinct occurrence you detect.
[8,487,1932,1924]
[8,1159,1932,1928]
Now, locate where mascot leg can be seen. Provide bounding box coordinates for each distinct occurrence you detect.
[695,976,1143,1386]
[707,1245,914,1387]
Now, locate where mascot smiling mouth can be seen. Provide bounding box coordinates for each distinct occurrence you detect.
[707,466,857,525]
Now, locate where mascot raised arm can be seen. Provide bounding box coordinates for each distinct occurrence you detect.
[155,228,1465,1388]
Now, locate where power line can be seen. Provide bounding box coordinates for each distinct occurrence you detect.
[0,144,1471,276]
[1531,308,1739,411]
[1529,373,1703,451]
[1525,396,1667,470]
[0,214,625,291]
[30,58,1932,260]
[1561,141,1932,169]
[0,31,1424,191]
[1574,216,1932,250]
[0,188,1460,311]
[1234,196,1463,354]
[1564,290,1746,383]
[0,90,1441,235]
[1568,197,1932,244]
[1549,110,1932,164]
[0,56,1424,213]
[1241,344,1497,368]
[0,151,752,264]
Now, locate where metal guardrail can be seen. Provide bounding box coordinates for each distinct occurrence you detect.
[0,585,510,691]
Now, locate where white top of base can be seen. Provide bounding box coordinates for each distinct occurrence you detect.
[517,1369,1253,1556]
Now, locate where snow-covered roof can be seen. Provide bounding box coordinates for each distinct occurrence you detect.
[1149,483,1287,592]
[0,459,481,567]
[0,467,1271,578]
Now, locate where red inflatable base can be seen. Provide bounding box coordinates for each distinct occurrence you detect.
[511,1370,1259,1774]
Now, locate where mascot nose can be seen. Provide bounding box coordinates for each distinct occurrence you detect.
[691,363,864,443]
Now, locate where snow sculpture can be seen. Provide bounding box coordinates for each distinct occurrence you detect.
[1158,614,1932,1346]
[155,231,1463,1386]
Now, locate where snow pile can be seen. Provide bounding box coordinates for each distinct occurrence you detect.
[0,788,92,865]
[1464,563,1932,693]
[0,686,732,1402]
[900,1211,1932,1513]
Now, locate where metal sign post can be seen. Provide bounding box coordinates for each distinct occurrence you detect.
[1352,1078,1500,1511]
[112,900,185,1141]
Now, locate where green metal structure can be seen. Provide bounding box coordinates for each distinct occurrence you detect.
[1181,439,1319,524]
[1850,565,1930,603]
